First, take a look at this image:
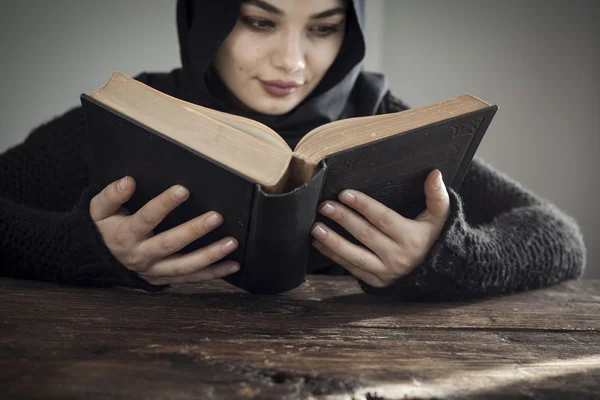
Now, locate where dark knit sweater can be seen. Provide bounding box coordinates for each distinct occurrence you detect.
[0,72,587,300]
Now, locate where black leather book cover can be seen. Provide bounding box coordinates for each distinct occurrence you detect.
[307,105,498,272]
[80,92,497,293]
[80,95,256,283]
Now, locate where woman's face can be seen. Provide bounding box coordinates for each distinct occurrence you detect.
[213,0,347,115]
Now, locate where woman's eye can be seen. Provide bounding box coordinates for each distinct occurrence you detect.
[240,16,276,31]
[309,24,343,38]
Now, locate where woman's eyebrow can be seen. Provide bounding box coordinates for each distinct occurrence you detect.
[244,0,346,19]
[245,0,283,15]
[310,8,346,20]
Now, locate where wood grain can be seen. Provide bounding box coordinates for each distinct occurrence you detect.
[1,276,599,399]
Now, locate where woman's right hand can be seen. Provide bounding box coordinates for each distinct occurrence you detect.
[89,176,240,285]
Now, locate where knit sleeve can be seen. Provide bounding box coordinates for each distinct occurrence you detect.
[0,186,165,291]
[0,106,91,211]
[357,157,587,301]
[0,93,166,291]
[1,70,151,210]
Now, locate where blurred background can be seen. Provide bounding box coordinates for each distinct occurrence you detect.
[1,1,598,277]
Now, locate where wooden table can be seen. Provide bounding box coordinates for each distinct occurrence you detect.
[1,276,599,399]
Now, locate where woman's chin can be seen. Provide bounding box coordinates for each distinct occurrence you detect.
[245,97,301,116]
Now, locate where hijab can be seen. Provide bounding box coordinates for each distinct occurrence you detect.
[172,0,388,148]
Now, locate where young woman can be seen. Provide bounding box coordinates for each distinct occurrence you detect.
[0,0,586,300]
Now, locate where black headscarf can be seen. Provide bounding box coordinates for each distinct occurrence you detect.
[172,0,388,148]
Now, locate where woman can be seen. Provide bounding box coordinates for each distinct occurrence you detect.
[0,0,586,300]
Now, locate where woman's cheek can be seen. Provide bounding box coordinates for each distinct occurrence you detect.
[310,45,334,78]
[236,44,265,77]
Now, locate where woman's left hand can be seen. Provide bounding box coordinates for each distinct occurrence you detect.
[311,169,451,288]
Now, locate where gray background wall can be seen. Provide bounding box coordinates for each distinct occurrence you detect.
[1,1,598,277]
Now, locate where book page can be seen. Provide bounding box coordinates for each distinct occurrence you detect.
[294,94,491,168]
[91,72,292,192]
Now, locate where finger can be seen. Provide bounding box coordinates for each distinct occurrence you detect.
[129,184,190,237]
[311,222,386,275]
[141,260,240,285]
[317,200,397,257]
[312,240,385,288]
[90,176,136,221]
[138,211,224,260]
[337,189,407,242]
[141,236,238,277]
[415,169,450,226]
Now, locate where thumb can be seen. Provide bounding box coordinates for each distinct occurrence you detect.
[89,176,136,221]
[416,169,450,225]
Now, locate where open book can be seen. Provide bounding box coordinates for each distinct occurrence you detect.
[81,72,498,294]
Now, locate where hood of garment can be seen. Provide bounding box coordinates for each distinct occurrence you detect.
[173,0,388,148]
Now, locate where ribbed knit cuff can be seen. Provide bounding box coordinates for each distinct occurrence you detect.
[63,184,168,292]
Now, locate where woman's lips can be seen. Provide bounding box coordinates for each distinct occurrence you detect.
[258,79,302,97]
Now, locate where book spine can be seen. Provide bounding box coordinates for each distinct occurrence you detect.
[237,162,327,294]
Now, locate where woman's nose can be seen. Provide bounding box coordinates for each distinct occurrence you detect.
[271,32,306,74]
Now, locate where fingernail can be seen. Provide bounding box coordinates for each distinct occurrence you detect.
[205,213,222,228]
[118,176,128,192]
[172,185,189,200]
[227,263,240,274]
[221,239,237,253]
[319,202,335,216]
[434,173,443,189]
[311,224,327,239]
[339,190,356,203]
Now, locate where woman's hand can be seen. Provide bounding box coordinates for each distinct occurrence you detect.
[89,176,240,285]
[311,169,450,288]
